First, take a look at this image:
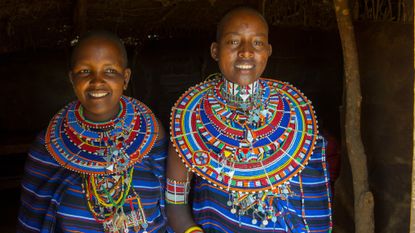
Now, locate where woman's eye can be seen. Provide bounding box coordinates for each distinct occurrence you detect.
[254,41,264,46]
[228,40,239,45]
[105,69,117,74]
[79,69,90,74]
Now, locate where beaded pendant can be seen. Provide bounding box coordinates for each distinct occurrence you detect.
[171,77,319,227]
[82,167,149,233]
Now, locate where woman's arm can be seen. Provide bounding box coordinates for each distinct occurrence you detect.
[17,132,65,232]
[166,144,202,233]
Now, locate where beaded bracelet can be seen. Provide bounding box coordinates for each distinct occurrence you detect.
[184,225,203,233]
[165,178,190,204]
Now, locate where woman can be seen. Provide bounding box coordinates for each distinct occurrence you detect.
[17,31,167,233]
[166,7,332,233]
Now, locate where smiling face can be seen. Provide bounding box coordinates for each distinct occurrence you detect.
[211,9,272,86]
[69,37,131,122]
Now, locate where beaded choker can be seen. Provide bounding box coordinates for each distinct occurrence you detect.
[220,77,262,111]
[46,96,158,233]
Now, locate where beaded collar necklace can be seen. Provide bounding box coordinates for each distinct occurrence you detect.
[171,78,318,191]
[46,96,158,233]
[171,77,321,229]
[46,96,158,175]
[220,77,262,111]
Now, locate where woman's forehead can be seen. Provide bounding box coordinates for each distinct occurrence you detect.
[71,37,126,66]
[218,10,268,39]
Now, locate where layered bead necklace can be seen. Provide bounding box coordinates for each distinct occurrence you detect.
[171,75,323,229]
[217,77,292,226]
[81,167,148,233]
[46,96,158,233]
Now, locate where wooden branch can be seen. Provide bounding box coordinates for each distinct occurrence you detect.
[352,0,360,20]
[410,10,415,233]
[155,5,177,25]
[73,0,87,36]
[261,0,267,16]
[402,0,408,23]
[365,0,370,19]
[398,0,402,22]
[386,0,392,20]
[332,0,375,232]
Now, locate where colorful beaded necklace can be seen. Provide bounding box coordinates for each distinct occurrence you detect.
[171,75,323,229]
[220,78,262,111]
[46,96,158,233]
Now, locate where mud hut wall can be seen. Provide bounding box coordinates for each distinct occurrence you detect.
[359,22,413,233]
[334,22,413,233]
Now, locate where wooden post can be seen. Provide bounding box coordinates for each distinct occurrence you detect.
[332,0,375,232]
[410,6,415,232]
[73,0,87,36]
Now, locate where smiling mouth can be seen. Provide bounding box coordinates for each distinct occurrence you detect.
[235,64,255,70]
[88,91,110,98]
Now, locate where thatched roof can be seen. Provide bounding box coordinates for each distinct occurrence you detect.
[0,0,412,53]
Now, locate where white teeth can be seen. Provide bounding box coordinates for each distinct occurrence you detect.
[89,92,109,98]
[235,64,254,70]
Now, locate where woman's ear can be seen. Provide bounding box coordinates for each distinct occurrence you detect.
[68,71,74,85]
[210,42,219,61]
[123,68,131,90]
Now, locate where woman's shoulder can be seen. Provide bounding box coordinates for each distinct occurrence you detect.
[27,130,60,168]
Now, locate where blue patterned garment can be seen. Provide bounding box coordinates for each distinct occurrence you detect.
[17,131,168,233]
[191,137,332,233]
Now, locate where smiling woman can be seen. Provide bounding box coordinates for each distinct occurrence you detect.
[17,31,168,233]
[166,7,332,233]
[69,32,131,122]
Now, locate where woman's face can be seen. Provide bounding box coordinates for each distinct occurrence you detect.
[69,37,130,122]
[210,10,272,86]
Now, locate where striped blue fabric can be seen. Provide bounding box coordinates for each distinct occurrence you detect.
[192,137,332,233]
[17,131,168,233]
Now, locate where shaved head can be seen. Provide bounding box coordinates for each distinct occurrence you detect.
[216,7,269,41]
[70,30,128,69]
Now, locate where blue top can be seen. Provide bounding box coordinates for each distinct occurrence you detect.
[17,132,168,233]
[192,137,332,233]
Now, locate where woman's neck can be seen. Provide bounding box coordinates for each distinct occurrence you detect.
[78,102,122,129]
[220,77,261,111]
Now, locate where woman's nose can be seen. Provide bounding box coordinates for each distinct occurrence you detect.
[89,72,105,83]
[238,42,254,58]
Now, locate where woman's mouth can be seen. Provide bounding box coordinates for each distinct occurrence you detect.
[87,91,110,98]
[235,63,255,70]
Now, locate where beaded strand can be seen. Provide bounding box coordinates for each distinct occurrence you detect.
[321,138,333,232]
